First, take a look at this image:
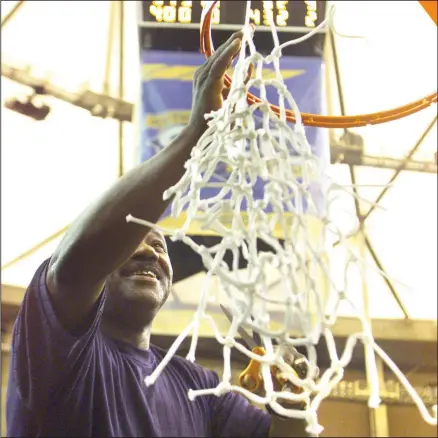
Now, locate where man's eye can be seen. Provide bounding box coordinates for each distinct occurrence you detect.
[153,242,165,251]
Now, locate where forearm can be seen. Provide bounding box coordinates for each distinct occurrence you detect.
[51,124,202,287]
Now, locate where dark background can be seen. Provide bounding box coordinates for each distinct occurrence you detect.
[139,0,328,57]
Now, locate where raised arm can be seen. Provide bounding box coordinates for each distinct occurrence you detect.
[47,32,244,329]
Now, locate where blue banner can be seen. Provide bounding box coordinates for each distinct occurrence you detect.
[140,50,329,233]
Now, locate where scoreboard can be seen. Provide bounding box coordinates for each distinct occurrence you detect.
[138,1,328,57]
[140,1,326,31]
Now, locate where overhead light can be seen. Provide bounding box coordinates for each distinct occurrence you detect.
[2,62,133,122]
[4,91,51,121]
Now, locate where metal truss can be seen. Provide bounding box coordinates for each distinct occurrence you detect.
[327,21,436,436]
[328,28,437,321]
[1,2,132,136]
[1,1,129,271]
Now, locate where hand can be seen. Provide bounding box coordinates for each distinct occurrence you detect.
[188,31,243,134]
[188,30,254,135]
[280,347,317,381]
[272,347,319,407]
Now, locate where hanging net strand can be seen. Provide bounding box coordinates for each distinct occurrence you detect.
[127,2,437,435]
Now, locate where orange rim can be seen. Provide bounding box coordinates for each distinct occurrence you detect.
[200,1,437,128]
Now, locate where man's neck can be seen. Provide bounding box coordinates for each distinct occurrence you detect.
[101,320,151,350]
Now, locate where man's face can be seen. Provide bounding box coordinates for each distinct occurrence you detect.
[104,229,173,325]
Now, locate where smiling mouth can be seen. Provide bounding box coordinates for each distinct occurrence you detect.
[128,270,160,282]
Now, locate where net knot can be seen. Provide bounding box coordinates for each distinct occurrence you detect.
[274,82,289,98]
[258,103,271,114]
[265,47,282,63]
[216,381,232,396]
[171,230,185,242]
[223,336,235,349]
[362,333,374,345]
[306,422,324,436]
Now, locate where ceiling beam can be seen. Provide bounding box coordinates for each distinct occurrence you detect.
[1,63,133,122]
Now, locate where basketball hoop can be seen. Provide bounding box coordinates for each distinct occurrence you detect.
[200,0,437,128]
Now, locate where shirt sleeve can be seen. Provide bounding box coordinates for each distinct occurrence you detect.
[9,258,106,411]
[208,371,271,437]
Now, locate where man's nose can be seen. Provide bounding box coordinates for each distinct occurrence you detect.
[133,241,159,260]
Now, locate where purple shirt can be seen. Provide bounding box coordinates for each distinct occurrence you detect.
[6,260,271,437]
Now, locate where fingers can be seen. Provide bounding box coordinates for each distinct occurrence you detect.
[216,30,244,58]
[195,28,255,92]
[293,357,319,380]
[196,31,243,79]
[215,26,254,78]
[275,367,295,385]
[282,348,315,380]
[244,63,254,85]
[242,374,257,391]
[209,38,242,80]
[293,357,310,379]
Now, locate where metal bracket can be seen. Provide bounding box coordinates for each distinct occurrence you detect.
[1,63,133,122]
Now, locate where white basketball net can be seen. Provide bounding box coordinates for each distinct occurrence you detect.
[128,3,437,435]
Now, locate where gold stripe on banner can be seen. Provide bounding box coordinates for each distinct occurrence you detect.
[158,211,323,240]
[418,0,437,25]
[145,110,191,129]
[142,64,305,82]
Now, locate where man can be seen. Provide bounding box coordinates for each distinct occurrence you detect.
[6,32,309,437]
